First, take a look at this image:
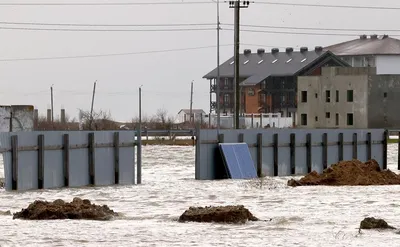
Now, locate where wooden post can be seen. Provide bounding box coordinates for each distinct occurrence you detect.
[367,132,372,161]
[273,133,278,176]
[290,133,296,175]
[338,133,344,161]
[257,133,262,177]
[251,114,254,128]
[322,133,328,170]
[11,135,18,190]
[63,134,70,187]
[88,133,95,185]
[353,133,358,159]
[113,132,120,185]
[238,133,244,143]
[306,133,312,173]
[260,114,263,128]
[383,130,388,170]
[38,134,45,189]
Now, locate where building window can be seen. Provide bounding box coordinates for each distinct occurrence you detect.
[347,90,354,102]
[325,90,331,102]
[384,92,387,98]
[335,113,339,126]
[224,78,229,87]
[224,94,230,105]
[248,88,255,96]
[301,114,307,126]
[347,113,353,126]
[315,93,318,98]
[335,90,339,102]
[315,116,318,122]
[326,112,330,118]
[301,91,307,103]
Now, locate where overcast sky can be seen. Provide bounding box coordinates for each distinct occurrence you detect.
[0,0,399,122]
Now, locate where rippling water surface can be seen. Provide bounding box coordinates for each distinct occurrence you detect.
[1,145,400,247]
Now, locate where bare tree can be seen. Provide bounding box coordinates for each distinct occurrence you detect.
[79,109,119,130]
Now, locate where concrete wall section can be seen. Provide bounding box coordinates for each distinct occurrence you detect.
[368,75,400,128]
[0,105,34,132]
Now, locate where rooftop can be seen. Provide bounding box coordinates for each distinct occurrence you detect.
[203,47,347,85]
[325,35,400,56]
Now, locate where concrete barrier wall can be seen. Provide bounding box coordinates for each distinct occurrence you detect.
[0,105,34,132]
[0,130,141,191]
[195,128,387,180]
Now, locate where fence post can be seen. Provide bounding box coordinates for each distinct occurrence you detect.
[383,130,388,170]
[290,133,296,175]
[251,114,254,128]
[273,133,278,176]
[238,133,244,143]
[38,134,45,189]
[113,132,120,185]
[257,133,263,177]
[367,132,372,161]
[353,133,358,159]
[260,114,263,128]
[338,133,344,161]
[306,133,312,173]
[88,133,95,186]
[63,134,70,187]
[322,133,328,170]
[137,127,142,184]
[398,131,400,170]
[11,135,18,190]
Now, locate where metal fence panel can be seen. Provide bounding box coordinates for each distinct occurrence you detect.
[119,132,136,185]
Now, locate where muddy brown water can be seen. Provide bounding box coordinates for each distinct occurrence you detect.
[1,145,400,246]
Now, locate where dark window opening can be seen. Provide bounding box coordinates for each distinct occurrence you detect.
[335,90,339,102]
[384,92,387,98]
[301,114,307,126]
[315,93,318,98]
[301,91,307,103]
[347,90,354,102]
[347,113,353,126]
[326,112,331,118]
[335,113,339,126]
[315,116,318,122]
[326,90,331,102]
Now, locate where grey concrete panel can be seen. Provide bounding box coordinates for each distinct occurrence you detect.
[68,132,90,187]
[311,133,324,173]
[93,132,115,186]
[42,132,64,189]
[277,131,291,176]
[327,132,340,167]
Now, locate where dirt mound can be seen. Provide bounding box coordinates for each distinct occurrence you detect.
[13,197,118,220]
[178,205,259,224]
[287,159,400,186]
[360,217,396,230]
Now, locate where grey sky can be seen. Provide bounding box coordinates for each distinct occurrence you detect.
[0,0,399,122]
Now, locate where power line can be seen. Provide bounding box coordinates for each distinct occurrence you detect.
[223,28,400,37]
[0,26,215,32]
[256,1,400,10]
[0,1,214,6]
[226,23,400,33]
[0,21,215,27]
[0,44,233,62]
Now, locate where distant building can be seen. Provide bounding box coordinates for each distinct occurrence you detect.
[176,109,206,123]
[203,47,349,122]
[297,67,400,129]
[325,34,400,74]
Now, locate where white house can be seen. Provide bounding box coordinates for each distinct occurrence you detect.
[176,109,206,123]
[325,34,400,74]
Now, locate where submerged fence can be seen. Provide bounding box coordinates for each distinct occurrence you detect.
[1,130,142,191]
[195,128,387,180]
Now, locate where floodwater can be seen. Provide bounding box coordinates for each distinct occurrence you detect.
[1,145,400,247]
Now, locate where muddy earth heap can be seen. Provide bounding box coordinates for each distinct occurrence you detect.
[13,197,118,220]
[179,205,259,224]
[288,159,400,186]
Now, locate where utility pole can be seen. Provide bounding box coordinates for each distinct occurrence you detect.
[216,0,221,130]
[189,80,194,124]
[137,85,143,184]
[229,0,250,129]
[50,85,54,123]
[89,80,97,130]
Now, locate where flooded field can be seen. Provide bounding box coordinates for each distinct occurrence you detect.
[0,145,400,246]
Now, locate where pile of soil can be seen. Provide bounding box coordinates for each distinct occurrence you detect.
[178,205,259,224]
[13,197,118,220]
[360,217,396,230]
[287,159,400,186]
